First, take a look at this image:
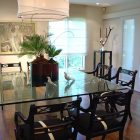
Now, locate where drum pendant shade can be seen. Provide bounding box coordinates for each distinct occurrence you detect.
[17,0,69,21]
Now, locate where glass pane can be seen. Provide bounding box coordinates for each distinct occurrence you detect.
[67,55,83,69]
[122,19,135,69]
[55,56,65,68]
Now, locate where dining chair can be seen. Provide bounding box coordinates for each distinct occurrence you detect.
[85,63,112,81]
[0,62,23,110]
[81,63,112,114]
[74,90,132,140]
[14,98,81,140]
[110,67,138,120]
[0,62,22,73]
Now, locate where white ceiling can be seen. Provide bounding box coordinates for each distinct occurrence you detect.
[70,0,139,7]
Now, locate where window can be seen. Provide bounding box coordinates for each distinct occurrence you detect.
[48,18,87,69]
[122,19,135,69]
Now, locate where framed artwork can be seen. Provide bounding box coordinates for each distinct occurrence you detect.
[0,22,35,54]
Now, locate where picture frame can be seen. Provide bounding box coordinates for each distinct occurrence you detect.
[0,22,35,54]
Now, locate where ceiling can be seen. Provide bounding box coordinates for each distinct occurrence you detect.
[70,0,139,7]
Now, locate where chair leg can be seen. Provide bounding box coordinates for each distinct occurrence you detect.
[101,134,106,140]
[129,111,132,120]
[128,100,132,120]
[86,136,90,140]
[73,129,78,140]
[14,128,19,140]
[119,130,123,140]
[128,92,133,120]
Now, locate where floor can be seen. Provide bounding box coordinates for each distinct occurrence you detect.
[0,91,140,140]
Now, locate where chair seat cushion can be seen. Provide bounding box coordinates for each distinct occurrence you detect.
[95,110,122,129]
[76,113,104,134]
[16,118,74,140]
[76,112,121,137]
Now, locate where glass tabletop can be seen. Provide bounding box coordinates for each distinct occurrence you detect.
[0,69,124,105]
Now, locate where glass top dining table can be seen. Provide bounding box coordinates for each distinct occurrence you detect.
[0,69,124,106]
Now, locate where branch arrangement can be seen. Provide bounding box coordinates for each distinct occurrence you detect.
[100,27,113,47]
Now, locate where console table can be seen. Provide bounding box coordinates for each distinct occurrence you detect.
[94,50,112,68]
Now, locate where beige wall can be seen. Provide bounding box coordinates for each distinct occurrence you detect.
[0,1,103,72]
[103,2,140,91]
[103,18,123,68]
[70,5,103,71]
[0,0,48,71]
[106,1,140,14]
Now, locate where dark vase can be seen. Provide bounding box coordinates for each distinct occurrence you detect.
[48,58,57,64]
[31,55,58,87]
[32,55,49,63]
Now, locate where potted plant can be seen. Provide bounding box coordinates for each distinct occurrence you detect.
[19,34,49,63]
[19,34,61,85]
[45,44,62,63]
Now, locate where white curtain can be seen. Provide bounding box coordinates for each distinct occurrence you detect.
[48,18,87,55]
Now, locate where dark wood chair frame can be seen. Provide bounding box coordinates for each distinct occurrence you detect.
[110,67,137,90]
[75,90,132,140]
[86,63,112,81]
[110,67,138,120]
[14,98,81,140]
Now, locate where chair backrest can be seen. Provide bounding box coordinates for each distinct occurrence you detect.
[27,99,81,121]
[15,98,81,140]
[72,90,132,140]
[0,62,22,73]
[112,67,138,90]
[89,89,132,129]
[94,63,112,81]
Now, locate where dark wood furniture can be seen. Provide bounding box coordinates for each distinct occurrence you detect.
[110,67,138,120]
[94,50,112,69]
[85,63,112,81]
[110,67,137,90]
[14,98,81,140]
[74,89,132,140]
[1,90,140,140]
[31,57,58,87]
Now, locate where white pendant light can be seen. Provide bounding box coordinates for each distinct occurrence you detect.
[17,0,69,21]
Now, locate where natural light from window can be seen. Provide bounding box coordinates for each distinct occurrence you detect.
[122,19,135,69]
[48,18,87,70]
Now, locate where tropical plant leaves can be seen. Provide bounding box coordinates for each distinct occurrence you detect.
[19,33,62,58]
[19,34,48,57]
[45,44,62,57]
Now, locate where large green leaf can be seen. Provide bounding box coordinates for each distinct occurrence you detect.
[45,45,62,58]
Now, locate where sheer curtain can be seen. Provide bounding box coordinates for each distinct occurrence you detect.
[48,18,87,69]
[48,18,87,55]
[122,18,135,69]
